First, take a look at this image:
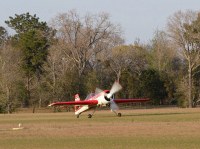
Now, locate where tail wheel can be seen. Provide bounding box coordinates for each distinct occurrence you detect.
[117,113,122,117]
[88,114,92,118]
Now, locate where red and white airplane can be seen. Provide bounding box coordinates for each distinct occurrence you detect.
[49,82,149,118]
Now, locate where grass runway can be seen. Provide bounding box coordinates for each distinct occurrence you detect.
[1,108,200,149]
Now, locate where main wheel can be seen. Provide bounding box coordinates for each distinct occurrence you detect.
[77,115,80,118]
[117,113,122,117]
[88,114,92,118]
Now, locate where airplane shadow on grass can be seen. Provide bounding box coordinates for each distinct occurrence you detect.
[123,112,190,117]
[102,111,192,118]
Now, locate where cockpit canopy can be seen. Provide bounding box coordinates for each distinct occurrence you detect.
[85,90,114,101]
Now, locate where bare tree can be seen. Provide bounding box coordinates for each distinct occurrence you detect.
[150,30,177,72]
[0,44,21,113]
[167,10,200,107]
[108,45,133,82]
[50,10,123,78]
[44,42,75,102]
[129,42,148,75]
[106,42,148,82]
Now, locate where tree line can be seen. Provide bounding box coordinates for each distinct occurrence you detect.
[0,10,200,113]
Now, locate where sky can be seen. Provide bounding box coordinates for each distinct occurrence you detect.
[1,0,200,44]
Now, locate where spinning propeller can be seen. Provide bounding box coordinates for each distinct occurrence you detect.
[108,81,122,111]
[106,81,122,99]
[95,81,122,111]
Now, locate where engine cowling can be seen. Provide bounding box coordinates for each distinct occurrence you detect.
[104,90,114,101]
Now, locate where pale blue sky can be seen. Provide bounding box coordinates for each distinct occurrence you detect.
[1,0,200,43]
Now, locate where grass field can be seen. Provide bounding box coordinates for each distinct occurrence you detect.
[1,108,200,149]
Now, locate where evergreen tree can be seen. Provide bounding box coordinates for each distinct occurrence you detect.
[139,69,167,104]
[5,12,54,107]
[0,26,8,45]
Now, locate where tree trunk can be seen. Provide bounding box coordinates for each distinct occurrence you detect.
[52,62,56,96]
[117,70,121,82]
[188,64,192,108]
[26,74,31,107]
[32,105,36,113]
[39,97,42,108]
[6,85,11,114]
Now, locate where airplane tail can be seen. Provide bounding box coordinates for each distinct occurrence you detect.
[75,94,80,101]
[74,94,80,112]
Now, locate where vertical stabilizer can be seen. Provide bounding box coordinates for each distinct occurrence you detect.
[75,94,80,101]
[74,94,80,112]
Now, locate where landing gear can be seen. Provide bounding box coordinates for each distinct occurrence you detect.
[117,113,122,117]
[88,114,92,118]
[112,110,122,117]
[87,108,96,118]
[76,107,96,118]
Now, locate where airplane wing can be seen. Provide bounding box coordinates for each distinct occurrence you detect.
[113,98,150,104]
[48,100,98,106]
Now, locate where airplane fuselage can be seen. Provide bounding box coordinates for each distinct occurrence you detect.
[75,92,110,116]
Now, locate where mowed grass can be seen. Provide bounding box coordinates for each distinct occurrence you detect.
[1,108,200,149]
